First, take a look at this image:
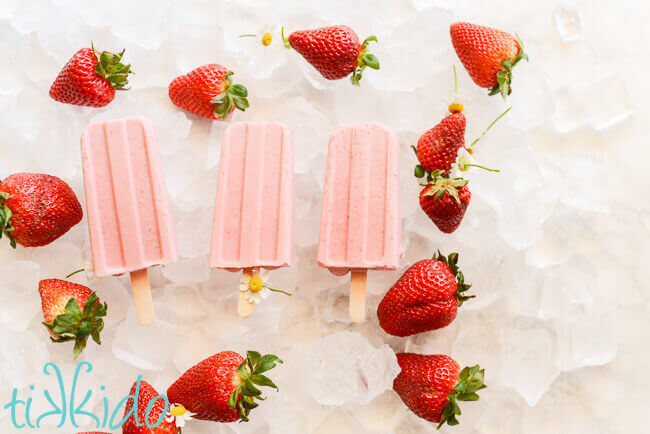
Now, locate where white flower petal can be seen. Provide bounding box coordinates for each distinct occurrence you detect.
[240,274,251,285]
[260,288,271,299]
[239,284,248,291]
[260,271,270,283]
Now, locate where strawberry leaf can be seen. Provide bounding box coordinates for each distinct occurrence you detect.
[351,35,380,86]
[438,364,486,428]
[44,292,108,360]
[211,71,250,120]
[230,351,282,422]
[91,43,133,91]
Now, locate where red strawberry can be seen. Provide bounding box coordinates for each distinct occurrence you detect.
[419,178,471,234]
[0,173,83,248]
[377,252,473,337]
[394,353,486,427]
[49,45,133,107]
[123,379,178,434]
[287,25,380,85]
[450,22,528,99]
[39,279,107,359]
[168,64,249,120]
[414,109,466,176]
[167,350,281,423]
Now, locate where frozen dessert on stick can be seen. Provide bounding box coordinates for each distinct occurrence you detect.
[81,117,177,325]
[210,122,295,317]
[318,123,400,322]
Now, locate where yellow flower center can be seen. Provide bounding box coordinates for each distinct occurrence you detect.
[262,32,272,46]
[448,102,464,113]
[249,277,264,292]
[170,405,187,417]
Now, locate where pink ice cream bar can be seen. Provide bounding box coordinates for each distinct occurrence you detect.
[81,117,177,276]
[318,123,401,322]
[318,123,401,274]
[210,122,295,271]
[81,117,177,325]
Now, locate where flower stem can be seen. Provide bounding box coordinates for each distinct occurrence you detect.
[239,34,257,38]
[66,269,85,278]
[470,107,512,147]
[265,286,292,296]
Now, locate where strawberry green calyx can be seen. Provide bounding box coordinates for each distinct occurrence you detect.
[228,351,282,422]
[91,43,133,91]
[434,251,473,306]
[210,71,250,120]
[351,36,380,86]
[0,190,16,248]
[420,175,468,203]
[43,292,107,360]
[438,365,486,429]
[488,34,528,99]
[281,27,292,49]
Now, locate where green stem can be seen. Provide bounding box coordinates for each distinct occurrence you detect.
[470,107,512,147]
[282,26,292,49]
[66,269,85,279]
[239,34,257,38]
[265,286,292,296]
[464,164,499,172]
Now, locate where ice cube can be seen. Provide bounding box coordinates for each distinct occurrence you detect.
[0,261,41,331]
[287,332,400,406]
[553,7,583,42]
[0,330,49,389]
[112,308,177,371]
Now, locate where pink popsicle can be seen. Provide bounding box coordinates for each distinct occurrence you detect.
[81,117,177,324]
[210,121,294,270]
[318,123,400,321]
[210,122,294,318]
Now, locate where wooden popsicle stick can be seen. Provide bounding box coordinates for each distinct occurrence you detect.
[130,269,155,326]
[349,270,368,323]
[238,267,257,318]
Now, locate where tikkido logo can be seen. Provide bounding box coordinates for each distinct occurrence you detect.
[2,362,170,430]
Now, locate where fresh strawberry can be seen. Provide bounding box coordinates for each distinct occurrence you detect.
[287,25,380,85]
[450,22,528,99]
[377,252,473,337]
[123,379,178,434]
[0,173,83,248]
[167,350,281,423]
[39,279,107,360]
[414,108,466,176]
[419,177,471,234]
[393,353,486,427]
[168,65,249,120]
[49,45,132,107]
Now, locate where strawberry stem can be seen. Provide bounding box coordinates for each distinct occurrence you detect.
[488,34,528,99]
[351,36,380,86]
[0,190,16,249]
[227,351,282,422]
[210,71,250,120]
[438,365,486,428]
[281,26,292,49]
[43,291,107,360]
[90,42,133,91]
[470,107,511,148]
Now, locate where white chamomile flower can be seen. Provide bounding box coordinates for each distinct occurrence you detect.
[239,270,291,304]
[166,404,195,429]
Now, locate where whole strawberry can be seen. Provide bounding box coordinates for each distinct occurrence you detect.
[123,379,178,434]
[39,279,107,359]
[0,173,83,248]
[167,350,281,423]
[169,65,249,120]
[450,22,528,99]
[377,252,473,337]
[394,353,486,427]
[419,177,471,234]
[49,45,133,107]
[287,25,380,85]
[414,107,466,176]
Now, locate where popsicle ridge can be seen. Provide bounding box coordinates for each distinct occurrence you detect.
[317,122,400,274]
[210,121,295,270]
[81,117,177,276]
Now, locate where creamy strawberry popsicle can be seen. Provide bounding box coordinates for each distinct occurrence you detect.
[318,123,400,322]
[81,117,177,325]
[210,121,294,317]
